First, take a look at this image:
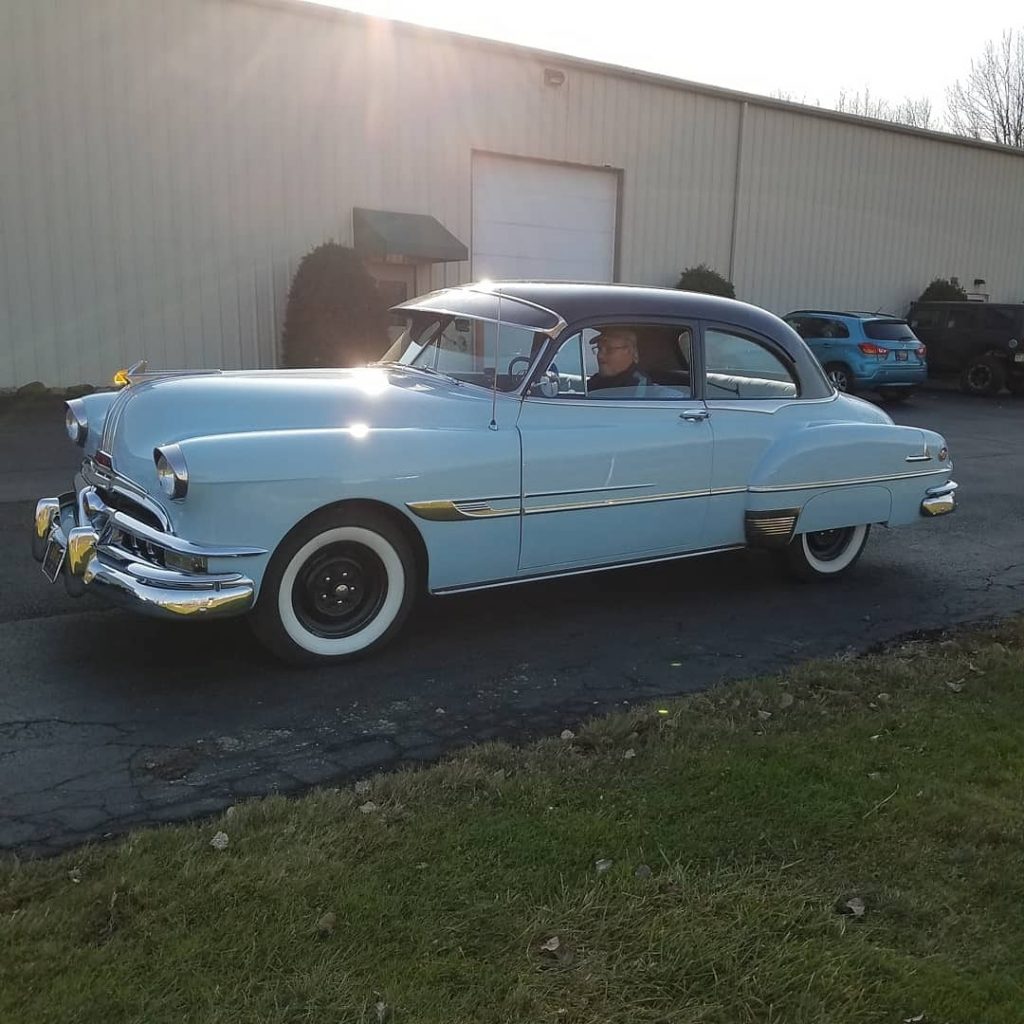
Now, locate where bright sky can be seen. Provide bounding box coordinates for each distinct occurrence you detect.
[301,0,1022,125]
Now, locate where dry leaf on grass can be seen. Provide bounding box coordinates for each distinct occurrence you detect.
[354,780,372,796]
[540,936,561,952]
[634,864,653,879]
[903,1014,925,1023]
[946,681,964,693]
[68,868,81,884]
[595,858,613,874]
[210,831,229,851]
[837,896,866,918]
[358,801,379,814]
[623,748,636,760]
[315,912,336,937]
[779,693,794,709]
[560,729,575,741]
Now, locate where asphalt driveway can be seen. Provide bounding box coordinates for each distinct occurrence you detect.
[1,389,1022,857]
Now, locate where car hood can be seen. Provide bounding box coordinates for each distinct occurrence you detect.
[101,366,496,486]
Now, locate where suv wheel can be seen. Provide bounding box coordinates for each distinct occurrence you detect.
[824,362,854,393]
[959,356,1005,397]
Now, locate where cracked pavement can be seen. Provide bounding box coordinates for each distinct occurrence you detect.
[1,389,1022,857]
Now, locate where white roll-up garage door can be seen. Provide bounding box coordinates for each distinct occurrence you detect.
[471,154,618,282]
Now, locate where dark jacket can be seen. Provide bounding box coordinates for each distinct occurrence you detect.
[587,364,651,392]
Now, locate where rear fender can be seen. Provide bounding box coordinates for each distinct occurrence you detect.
[795,486,891,534]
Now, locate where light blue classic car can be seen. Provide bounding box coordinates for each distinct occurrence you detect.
[33,283,958,665]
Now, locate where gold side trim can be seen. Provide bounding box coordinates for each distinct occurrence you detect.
[407,500,519,522]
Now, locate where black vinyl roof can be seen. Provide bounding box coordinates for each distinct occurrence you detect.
[398,281,834,399]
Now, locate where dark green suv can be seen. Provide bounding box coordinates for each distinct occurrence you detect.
[907,301,1024,396]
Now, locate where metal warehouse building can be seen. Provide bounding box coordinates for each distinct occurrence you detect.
[3,0,1024,390]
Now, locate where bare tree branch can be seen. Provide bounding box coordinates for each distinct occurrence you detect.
[834,88,934,129]
[947,29,1024,147]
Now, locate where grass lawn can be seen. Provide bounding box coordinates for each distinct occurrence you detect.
[3,618,1024,1023]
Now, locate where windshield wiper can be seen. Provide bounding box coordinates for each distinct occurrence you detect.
[373,361,463,385]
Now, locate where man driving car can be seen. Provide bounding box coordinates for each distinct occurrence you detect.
[587,327,651,393]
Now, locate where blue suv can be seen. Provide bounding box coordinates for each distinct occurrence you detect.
[784,311,928,400]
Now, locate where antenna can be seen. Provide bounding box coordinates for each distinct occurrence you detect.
[490,293,500,431]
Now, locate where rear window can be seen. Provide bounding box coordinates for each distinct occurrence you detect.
[863,320,917,342]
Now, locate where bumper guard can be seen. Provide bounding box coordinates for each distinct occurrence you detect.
[33,486,262,619]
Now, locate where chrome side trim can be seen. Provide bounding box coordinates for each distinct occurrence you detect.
[525,489,707,515]
[433,544,747,594]
[905,454,933,463]
[526,483,655,498]
[745,509,800,549]
[748,468,950,494]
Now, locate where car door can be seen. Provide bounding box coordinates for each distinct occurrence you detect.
[697,323,806,548]
[516,321,713,572]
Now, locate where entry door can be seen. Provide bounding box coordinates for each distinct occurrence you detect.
[516,328,712,572]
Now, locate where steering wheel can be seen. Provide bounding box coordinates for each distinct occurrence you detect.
[507,355,532,383]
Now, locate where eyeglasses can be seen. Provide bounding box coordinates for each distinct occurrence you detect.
[589,338,632,353]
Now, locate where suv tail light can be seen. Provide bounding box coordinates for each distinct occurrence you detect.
[916,345,927,358]
[858,342,889,356]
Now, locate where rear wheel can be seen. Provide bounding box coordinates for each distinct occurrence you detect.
[252,506,418,666]
[785,525,870,582]
[959,356,1005,397]
[824,362,855,394]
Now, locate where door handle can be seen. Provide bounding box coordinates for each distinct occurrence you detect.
[680,409,709,421]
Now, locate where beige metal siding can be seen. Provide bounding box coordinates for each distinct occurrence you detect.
[733,106,1024,314]
[2,0,1023,389]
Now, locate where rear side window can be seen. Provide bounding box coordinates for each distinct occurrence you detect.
[982,307,1019,333]
[946,306,979,330]
[863,320,917,342]
[705,329,799,400]
[909,308,944,330]
[786,316,849,339]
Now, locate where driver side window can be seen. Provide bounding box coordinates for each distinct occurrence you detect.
[533,326,693,400]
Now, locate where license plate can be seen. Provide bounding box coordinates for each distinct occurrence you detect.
[895,350,909,361]
[41,531,66,583]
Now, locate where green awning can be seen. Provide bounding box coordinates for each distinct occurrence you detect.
[353,207,468,263]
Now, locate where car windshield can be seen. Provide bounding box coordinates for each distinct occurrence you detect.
[380,314,549,392]
[863,320,918,342]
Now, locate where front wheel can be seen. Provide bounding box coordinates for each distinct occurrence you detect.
[785,525,870,582]
[251,506,418,666]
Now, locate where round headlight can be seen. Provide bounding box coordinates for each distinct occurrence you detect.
[64,401,88,446]
[154,444,188,500]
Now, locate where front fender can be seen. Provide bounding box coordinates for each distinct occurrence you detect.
[167,426,522,594]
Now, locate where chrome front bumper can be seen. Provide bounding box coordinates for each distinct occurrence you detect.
[32,485,260,620]
[920,480,958,517]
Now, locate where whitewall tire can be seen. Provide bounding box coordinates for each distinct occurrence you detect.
[252,507,418,665]
[785,524,870,582]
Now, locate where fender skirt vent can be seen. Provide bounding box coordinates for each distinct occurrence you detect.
[745,509,800,549]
